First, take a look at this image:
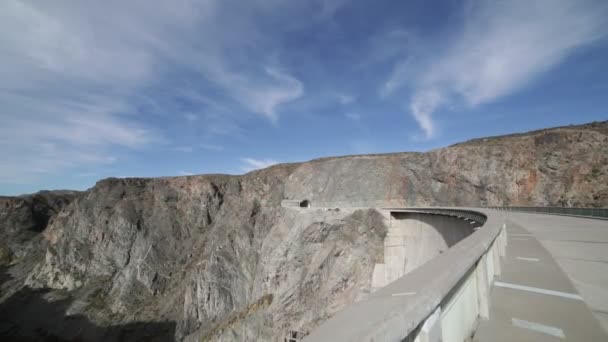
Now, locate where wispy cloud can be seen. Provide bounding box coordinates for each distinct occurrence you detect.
[240,158,279,172]
[178,171,195,176]
[0,0,310,184]
[173,146,194,153]
[383,0,608,138]
[336,93,355,105]
[409,89,444,138]
[75,172,99,178]
[173,143,223,153]
[239,67,304,121]
[345,112,362,121]
[0,92,153,183]
[184,113,199,122]
[199,143,224,151]
[0,141,117,184]
[318,0,351,19]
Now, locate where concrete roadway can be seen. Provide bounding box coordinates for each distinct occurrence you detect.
[474,211,608,341]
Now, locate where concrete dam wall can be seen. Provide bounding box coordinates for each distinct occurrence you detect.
[372,211,482,288]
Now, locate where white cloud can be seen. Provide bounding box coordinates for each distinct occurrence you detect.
[0,0,307,184]
[409,89,444,138]
[174,146,194,153]
[336,93,355,105]
[242,67,304,121]
[240,158,279,172]
[384,0,608,139]
[380,59,412,98]
[199,143,224,151]
[0,142,117,184]
[173,143,223,153]
[75,172,99,178]
[184,113,198,122]
[178,171,195,176]
[0,92,153,183]
[345,112,361,121]
[318,0,350,19]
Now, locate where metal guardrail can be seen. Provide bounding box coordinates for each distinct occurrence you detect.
[486,206,608,219]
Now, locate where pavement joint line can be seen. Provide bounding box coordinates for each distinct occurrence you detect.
[511,318,565,339]
[494,281,583,301]
[544,239,608,244]
[556,257,608,264]
[516,257,540,262]
[391,292,416,297]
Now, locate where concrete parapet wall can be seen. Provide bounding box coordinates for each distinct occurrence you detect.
[373,212,478,289]
[436,228,505,342]
[303,208,506,342]
[487,206,608,219]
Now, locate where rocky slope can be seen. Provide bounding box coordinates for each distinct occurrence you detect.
[1,120,607,341]
[284,121,608,207]
[0,190,80,265]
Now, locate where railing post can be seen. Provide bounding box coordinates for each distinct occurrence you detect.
[492,241,501,277]
[499,224,507,257]
[476,253,490,320]
[414,307,442,342]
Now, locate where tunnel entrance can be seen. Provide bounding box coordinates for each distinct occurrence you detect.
[299,200,310,208]
[284,330,308,341]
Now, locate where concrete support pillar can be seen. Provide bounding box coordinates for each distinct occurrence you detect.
[492,241,501,277]
[475,254,490,320]
[486,248,495,284]
[371,263,386,290]
[498,224,507,257]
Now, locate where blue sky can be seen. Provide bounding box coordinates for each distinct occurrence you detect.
[1,0,608,195]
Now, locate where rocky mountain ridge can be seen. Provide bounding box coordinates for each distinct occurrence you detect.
[1,120,607,341]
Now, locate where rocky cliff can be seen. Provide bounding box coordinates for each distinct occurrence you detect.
[284,121,608,207]
[0,190,80,265]
[1,121,607,341]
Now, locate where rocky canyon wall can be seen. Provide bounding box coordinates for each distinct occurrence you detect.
[0,121,606,341]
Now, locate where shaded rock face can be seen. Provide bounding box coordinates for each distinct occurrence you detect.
[21,171,387,341]
[0,190,82,340]
[0,191,79,236]
[1,121,607,341]
[0,283,177,342]
[0,190,79,265]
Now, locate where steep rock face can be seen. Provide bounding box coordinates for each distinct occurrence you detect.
[2,120,608,341]
[284,121,608,207]
[23,169,386,341]
[186,208,386,341]
[0,190,80,265]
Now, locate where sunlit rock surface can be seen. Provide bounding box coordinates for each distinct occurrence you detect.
[1,121,607,341]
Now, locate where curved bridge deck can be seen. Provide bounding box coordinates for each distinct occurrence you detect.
[474,212,608,341]
[474,213,608,341]
[303,208,608,342]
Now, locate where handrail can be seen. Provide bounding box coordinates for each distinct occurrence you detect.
[303,208,505,342]
[486,206,608,219]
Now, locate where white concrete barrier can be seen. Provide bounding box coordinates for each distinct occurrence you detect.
[437,226,506,342]
[372,212,481,290]
[304,208,506,342]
